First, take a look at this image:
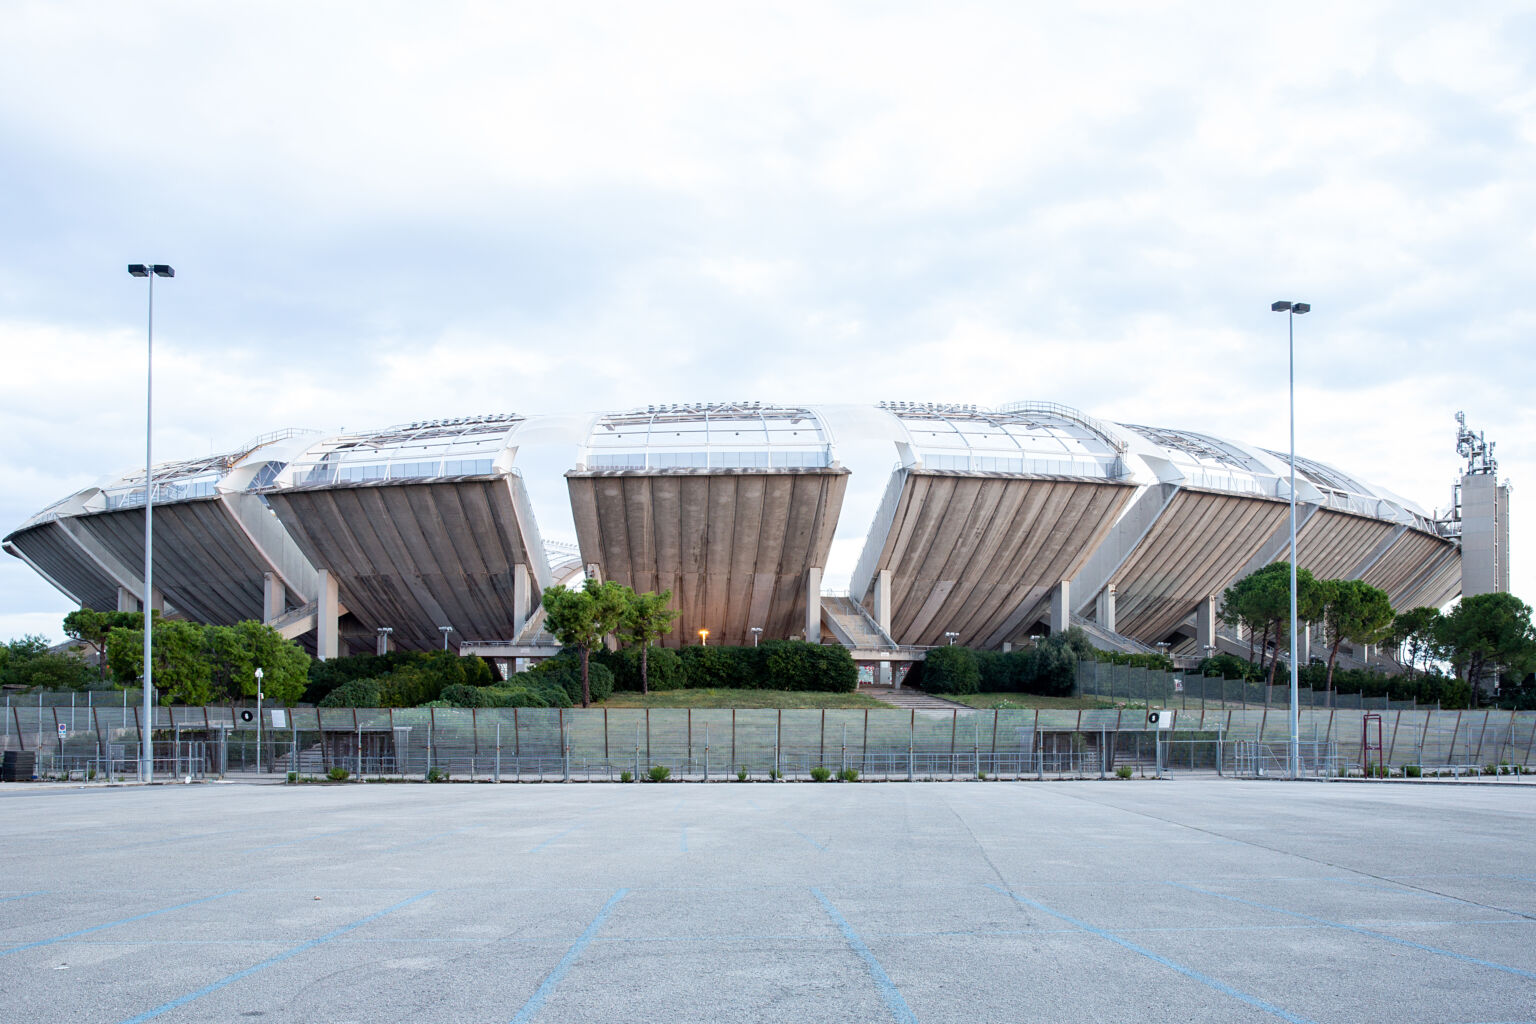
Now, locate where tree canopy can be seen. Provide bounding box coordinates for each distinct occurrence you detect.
[1318,579,1394,689]
[1434,592,1536,698]
[617,589,680,695]
[541,579,630,706]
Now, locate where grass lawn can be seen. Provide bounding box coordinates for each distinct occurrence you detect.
[596,688,888,709]
[936,693,1147,710]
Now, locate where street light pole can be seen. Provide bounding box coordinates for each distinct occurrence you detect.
[439,625,454,651]
[1272,299,1310,779]
[128,263,173,783]
[254,666,264,776]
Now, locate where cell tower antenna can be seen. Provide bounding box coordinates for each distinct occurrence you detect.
[1455,410,1497,475]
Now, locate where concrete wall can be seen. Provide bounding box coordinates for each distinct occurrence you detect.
[566,467,848,647]
[265,476,548,651]
[852,472,1134,648]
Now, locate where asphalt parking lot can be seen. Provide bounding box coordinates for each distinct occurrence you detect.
[2,777,1533,1023]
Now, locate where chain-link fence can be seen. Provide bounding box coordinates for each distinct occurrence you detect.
[3,695,1533,781]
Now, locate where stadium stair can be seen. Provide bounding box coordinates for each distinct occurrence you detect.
[822,595,898,650]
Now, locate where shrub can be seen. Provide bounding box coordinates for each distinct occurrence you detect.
[327,767,350,781]
[427,766,446,783]
[648,764,671,782]
[528,653,614,704]
[318,677,381,708]
[1405,764,1422,778]
[287,771,298,783]
[810,766,832,782]
[920,645,980,695]
[440,683,488,708]
[604,646,685,691]
[769,768,782,780]
[975,650,1013,692]
[620,770,633,783]
[736,766,748,781]
[1115,765,1133,779]
[839,768,858,782]
[764,641,858,692]
[678,645,742,688]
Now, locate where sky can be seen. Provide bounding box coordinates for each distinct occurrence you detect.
[2,1,1534,644]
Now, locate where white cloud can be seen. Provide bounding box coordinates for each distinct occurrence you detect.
[1,1,1534,634]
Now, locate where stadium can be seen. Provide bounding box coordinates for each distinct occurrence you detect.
[3,401,1483,678]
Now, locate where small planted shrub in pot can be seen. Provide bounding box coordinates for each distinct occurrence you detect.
[328,766,350,782]
[736,766,748,781]
[620,770,634,783]
[839,768,859,783]
[810,766,831,782]
[1114,765,1133,779]
[648,764,671,782]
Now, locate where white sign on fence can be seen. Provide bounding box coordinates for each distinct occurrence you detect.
[270,709,287,729]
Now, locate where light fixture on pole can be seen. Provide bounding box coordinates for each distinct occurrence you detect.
[750,626,763,647]
[944,631,959,646]
[439,625,454,651]
[698,628,709,647]
[254,666,264,776]
[128,263,173,783]
[1271,299,1310,779]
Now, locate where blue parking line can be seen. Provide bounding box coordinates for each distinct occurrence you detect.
[793,830,827,852]
[1169,882,1536,981]
[812,888,918,1024]
[115,890,434,1024]
[509,888,628,1024]
[0,891,45,904]
[2,890,240,957]
[380,825,484,853]
[243,826,373,853]
[529,826,581,854]
[112,828,256,853]
[987,884,1317,1024]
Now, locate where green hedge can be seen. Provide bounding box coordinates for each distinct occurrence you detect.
[305,650,492,704]
[526,653,615,704]
[599,646,685,691]
[919,646,980,694]
[914,629,1095,697]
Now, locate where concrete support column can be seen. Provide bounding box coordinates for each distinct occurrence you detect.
[262,572,286,623]
[376,632,394,656]
[873,569,892,637]
[1196,595,1217,653]
[1095,583,1117,634]
[806,567,823,643]
[147,588,165,614]
[1049,580,1070,634]
[117,587,138,613]
[512,563,530,639]
[316,569,340,661]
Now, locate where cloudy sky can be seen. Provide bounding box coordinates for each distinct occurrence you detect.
[2,2,1533,643]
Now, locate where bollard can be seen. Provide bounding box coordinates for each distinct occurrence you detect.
[495,722,501,783]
